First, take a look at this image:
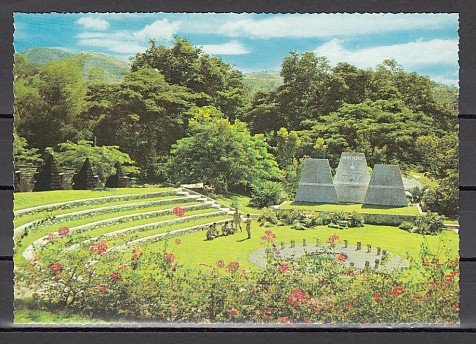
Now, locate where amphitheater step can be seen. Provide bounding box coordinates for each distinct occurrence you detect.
[15,190,177,218]
[62,210,228,254]
[22,204,215,261]
[14,196,197,240]
[109,217,233,252]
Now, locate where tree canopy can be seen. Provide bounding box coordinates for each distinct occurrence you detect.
[13,39,458,216]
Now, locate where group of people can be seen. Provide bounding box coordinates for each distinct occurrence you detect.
[206,209,252,240]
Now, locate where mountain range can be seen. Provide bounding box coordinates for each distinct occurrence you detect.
[18,47,283,91]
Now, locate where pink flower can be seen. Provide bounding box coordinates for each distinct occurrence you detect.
[277,316,292,323]
[49,263,63,275]
[109,271,122,282]
[389,286,405,297]
[58,227,70,236]
[164,252,177,264]
[445,274,455,283]
[97,284,110,293]
[261,230,276,244]
[227,308,238,316]
[372,293,383,301]
[89,240,108,255]
[131,247,143,261]
[278,263,289,273]
[336,253,347,262]
[286,288,309,307]
[327,234,340,245]
[46,233,56,241]
[226,260,240,273]
[452,305,460,314]
[216,260,225,268]
[172,206,185,218]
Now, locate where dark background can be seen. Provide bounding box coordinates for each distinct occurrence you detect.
[1,0,476,342]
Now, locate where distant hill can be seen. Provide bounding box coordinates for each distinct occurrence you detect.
[243,71,283,95]
[19,47,130,82]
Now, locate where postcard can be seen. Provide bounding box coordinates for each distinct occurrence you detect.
[13,12,459,325]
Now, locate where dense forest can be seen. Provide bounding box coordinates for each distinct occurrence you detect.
[13,38,458,217]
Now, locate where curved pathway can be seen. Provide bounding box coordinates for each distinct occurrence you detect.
[249,243,409,273]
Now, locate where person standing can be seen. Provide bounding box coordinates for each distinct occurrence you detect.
[233,209,242,232]
[244,214,252,239]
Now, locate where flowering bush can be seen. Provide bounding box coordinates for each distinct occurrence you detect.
[18,239,459,324]
[58,227,70,236]
[89,241,109,256]
[172,206,186,218]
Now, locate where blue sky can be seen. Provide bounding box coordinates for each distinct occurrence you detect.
[14,13,458,85]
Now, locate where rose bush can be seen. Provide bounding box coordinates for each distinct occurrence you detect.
[17,240,459,324]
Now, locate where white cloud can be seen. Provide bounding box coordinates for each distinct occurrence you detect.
[200,41,250,55]
[76,16,110,30]
[77,19,180,55]
[134,19,180,41]
[216,13,457,39]
[314,38,458,70]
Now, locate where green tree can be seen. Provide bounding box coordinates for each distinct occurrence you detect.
[309,99,434,168]
[55,140,139,180]
[167,113,282,192]
[81,67,202,173]
[13,134,42,166]
[15,57,87,151]
[131,38,250,120]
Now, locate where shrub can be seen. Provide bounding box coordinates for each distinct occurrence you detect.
[348,212,364,228]
[258,208,278,226]
[250,181,287,208]
[413,211,445,235]
[399,222,414,231]
[18,238,459,324]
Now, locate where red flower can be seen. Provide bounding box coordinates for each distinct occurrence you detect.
[287,288,309,307]
[216,260,225,268]
[278,263,290,273]
[389,286,405,297]
[372,293,383,301]
[452,305,460,314]
[58,227,70,236]
[89,240,108,255]
[172,206,185,217]
[164,252,177,264]
[327,234,340,245]
[175,238,182,245]
[49,263,63,275]
[336,252,347,262]
[109,271,122,282]
[131,247,143,261]
[445,274,455,283]
[227,308,238,316]
[226,260,240,273]
[97,284,110,293]
[261,230,276,244]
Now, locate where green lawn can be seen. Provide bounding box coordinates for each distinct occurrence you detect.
[216,194,260,215]
[14,187,173,210]
[143,222,458,270]
[15,307,104,324]
[280,201,421,216]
